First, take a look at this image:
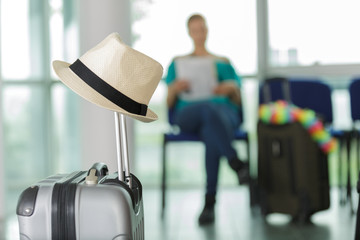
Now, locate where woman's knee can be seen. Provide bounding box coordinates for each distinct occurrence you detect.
[200,103,221,122]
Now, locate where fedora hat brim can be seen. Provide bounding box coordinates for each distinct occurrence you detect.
[53,60,158,123]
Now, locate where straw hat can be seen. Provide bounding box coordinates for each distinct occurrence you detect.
[52,32,163,122]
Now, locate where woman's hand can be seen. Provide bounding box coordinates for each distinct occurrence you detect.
[213,81,237,96]
[172,79,190,94]
[213,81,241,105]
[167,79,190,108]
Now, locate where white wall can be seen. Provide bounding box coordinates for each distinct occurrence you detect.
[0,84,4,220]
[0,0,4,218]
[77,0,135,173]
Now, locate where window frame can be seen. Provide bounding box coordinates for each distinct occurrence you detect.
[0,0,79,216]
[259,0,360,80]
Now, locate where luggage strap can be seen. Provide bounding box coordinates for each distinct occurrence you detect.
[51,171,87,240]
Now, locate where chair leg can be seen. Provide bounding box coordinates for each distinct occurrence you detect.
[357,132,360,182]
[245,138,252,181]
[161,139,167,219]
[338,136,346,206]
[246,138,250,164]
[345,131,355,214]
[355,171,360,239]
[353,131,358,205]
[246,137,257,208]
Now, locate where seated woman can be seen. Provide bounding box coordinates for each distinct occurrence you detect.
[165,13,249,225]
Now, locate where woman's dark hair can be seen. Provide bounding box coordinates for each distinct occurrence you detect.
[187,14,206,28]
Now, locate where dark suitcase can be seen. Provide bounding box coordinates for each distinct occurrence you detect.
[17,113,144,240]
[257,77,330,222]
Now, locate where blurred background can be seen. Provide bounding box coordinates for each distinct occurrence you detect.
[1,0,360,239]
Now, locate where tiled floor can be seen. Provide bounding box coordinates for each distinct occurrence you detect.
[1,186,357,240]
[145,187,357,240]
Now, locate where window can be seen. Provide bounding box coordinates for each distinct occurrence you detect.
[266,0,360,131]
[132,0,257,187]
[0,0,80,215]
[133,0,257,75]
[268,0,360,67]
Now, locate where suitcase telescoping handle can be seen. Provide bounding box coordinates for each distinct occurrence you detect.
[114,112,132,188]
[263,77,291,104]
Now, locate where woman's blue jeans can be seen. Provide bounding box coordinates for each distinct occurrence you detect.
[174,102,241,195]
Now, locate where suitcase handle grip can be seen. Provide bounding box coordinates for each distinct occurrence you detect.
[263,77,291,103]
[88,162,109,179]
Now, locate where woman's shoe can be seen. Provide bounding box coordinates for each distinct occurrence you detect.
[229,158,250,185]
[198,207,215,225]
[198,194,216,225]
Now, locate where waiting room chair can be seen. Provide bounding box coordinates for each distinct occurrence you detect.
[290,80,351,208]
[349,77,360,200]
[259,78,333,123]
[349,78,360,125]
[259,77,341,144]
[349,78,360,167]
[161,107,250,217]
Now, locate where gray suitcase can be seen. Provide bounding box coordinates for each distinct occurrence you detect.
[17,113,144,240]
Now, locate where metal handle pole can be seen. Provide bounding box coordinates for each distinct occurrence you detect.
[114,112,125,182]
[119,113,132,188]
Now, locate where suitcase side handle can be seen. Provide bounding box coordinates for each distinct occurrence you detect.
[88,162,109,179]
